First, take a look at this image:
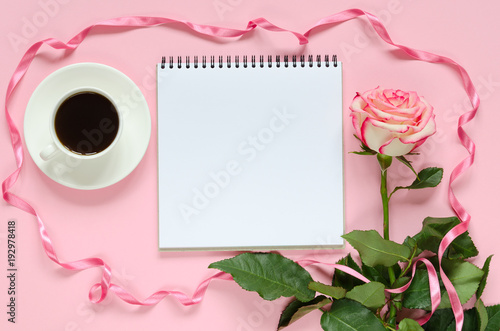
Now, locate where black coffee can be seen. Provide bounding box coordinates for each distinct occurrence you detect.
[54,92,119,155]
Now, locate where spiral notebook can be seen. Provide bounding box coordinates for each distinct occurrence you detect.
[157,55,344,251]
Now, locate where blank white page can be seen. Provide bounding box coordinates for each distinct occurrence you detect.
[157,56,344,250]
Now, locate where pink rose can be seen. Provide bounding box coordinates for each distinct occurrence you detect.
[350,87,436,156]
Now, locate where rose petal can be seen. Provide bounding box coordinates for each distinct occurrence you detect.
[400,115,436,143]
[359,93,413,123]
[408,138,427,152]
[385,89,408,107]
[360,119,394,152]
[369,106,418,122]
[369,119,411,134]
[379,138,415,156]
[371,97,398,111]
[357,91,393,117]
[412,98,434,129]
[350,112,366,139]
[349,94,368,113]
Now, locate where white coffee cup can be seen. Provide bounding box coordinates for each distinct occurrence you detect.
[40,86,123,162]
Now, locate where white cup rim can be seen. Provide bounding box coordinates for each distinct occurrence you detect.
[48,86,123,160]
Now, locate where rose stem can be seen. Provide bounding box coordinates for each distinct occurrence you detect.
[379,157,397,325]
[380,168,397,284]
[381,168,390,240]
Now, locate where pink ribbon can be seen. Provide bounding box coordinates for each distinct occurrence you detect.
[302,258,441,326]
[2,9,478,330]
[386,258,441,326]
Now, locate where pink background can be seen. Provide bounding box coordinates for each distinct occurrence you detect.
[1,0,499,330]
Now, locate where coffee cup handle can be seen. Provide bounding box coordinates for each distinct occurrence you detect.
[40,143,59,161]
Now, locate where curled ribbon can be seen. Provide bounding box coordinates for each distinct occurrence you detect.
[2,9,478,330]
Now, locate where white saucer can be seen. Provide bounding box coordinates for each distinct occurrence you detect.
[24,63,151,190]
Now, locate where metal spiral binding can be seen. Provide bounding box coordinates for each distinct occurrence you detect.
[162,55,338,69]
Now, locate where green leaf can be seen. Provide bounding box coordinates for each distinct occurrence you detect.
[308,282,346,299]
[351,151,377,156]
[404,259,484,310]
[343,230,411,267]
[486,305,500,331]
[332,254,365,291]
[403,236,423,258]
[477,255,493,299]
[391,167,443,197]
[405,167,444,189]
[422,309,454,330]
[208,252,315,302]
[439,258,484,309]
[352,135,377,155]
[402,269,432,309]
[278,295,331,330]
[320,299,386,331]
[392,276,410,303]
[413,217,478,259]
[361,263,391,287]
[476,299,489,331]
[445,308,479,331]
[399,318,425,331]
[345,282,386,310]
[396,155,418,177]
